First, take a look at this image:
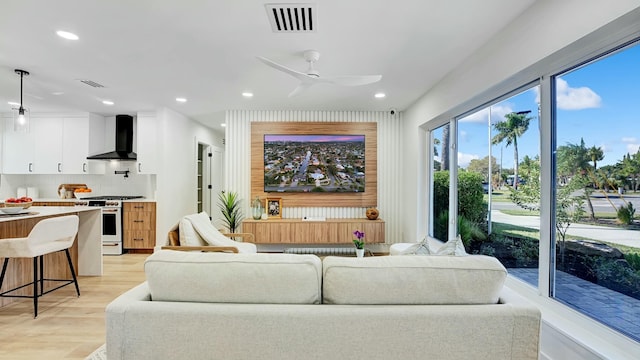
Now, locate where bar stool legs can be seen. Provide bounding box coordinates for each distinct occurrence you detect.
[0,249,81,318]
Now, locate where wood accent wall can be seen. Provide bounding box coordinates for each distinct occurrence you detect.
[251,122,378,208]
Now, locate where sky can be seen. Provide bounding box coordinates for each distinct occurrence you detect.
[443,42,640,170]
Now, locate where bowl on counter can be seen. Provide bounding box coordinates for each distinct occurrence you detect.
[1,201,33,214]
[74,190,93,199]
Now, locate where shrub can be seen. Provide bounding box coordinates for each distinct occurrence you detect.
[433,171,487,224]
[616,202,636,225]
[594,258,640,300]
[625,253,640,272]
[434,211,486,248]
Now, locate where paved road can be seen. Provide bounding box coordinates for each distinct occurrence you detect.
[491,210,640,249]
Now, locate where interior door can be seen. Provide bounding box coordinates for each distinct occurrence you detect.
[209,145,224,226]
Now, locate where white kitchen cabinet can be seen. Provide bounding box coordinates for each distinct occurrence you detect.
[2,113,104,174]
[33,117,64,174]
[2,117,33,174]
[135,112,157,174]
[2,117,35,173]
[62,116,105,174]
[2,117,63,174]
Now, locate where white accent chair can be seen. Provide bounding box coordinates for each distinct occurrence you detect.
[164,212,257,253]
[0,215,80,317]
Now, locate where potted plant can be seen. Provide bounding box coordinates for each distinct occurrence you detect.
[218,191,244,233]
[353,230,365,257]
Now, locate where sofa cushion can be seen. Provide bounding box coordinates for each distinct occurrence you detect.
[322,255,506,305]
[145,250,322,304]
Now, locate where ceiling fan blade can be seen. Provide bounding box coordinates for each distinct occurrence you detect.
[256,56,315,83]
[288,82,314,97]
[322,75,382,86]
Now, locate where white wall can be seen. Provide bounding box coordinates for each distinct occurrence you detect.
[402,2,640,359]
[155,107,223,246]
[224,110,404,246]
[402,0,640,244]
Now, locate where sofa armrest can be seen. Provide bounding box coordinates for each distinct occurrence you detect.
[161,245,239,253]
[106,282,152,360]
[497,286,542,357]
[222,232,254,242]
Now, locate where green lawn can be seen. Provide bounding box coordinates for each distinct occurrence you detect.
[491,221,639,256]
[483,191,512,203]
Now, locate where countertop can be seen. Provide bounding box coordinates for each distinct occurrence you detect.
[0,206,101,223]
[27,198,156,203]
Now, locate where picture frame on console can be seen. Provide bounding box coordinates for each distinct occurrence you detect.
[266,197,282,219]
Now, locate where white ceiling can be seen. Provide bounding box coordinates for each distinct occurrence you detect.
[0,0,536,130]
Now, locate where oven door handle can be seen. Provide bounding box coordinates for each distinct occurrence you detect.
[102,209,120,213]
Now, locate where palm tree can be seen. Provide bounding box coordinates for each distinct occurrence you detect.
[441,124,449,171]
[587,145,604,170]
[491,111,532,189]
[587,145,604,188]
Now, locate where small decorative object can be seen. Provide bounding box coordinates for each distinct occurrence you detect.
[266,197,282,219]
[366,207,379,220]
[251,196,264,220]
[353,230,365,257]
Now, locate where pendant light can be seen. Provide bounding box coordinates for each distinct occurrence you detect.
[13,69,30,132]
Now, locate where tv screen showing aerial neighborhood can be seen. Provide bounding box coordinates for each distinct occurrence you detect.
[264,134,365,193]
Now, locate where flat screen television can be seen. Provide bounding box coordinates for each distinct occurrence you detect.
[264,134,365,193]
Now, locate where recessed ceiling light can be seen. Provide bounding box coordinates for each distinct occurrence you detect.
[176,97,187,103]
[102,100,114,105]
[52,91,65,96]
[56,30,79,40]
[374,92,386,99]
[242,92,253,98]
[8,101,20,106]
[221,123,227,127]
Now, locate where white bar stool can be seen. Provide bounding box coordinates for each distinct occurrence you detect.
[0,215,80,317]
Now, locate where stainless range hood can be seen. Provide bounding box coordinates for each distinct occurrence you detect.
[87,115,137,160]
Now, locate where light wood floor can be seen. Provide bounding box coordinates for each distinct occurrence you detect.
[0,253,148,360]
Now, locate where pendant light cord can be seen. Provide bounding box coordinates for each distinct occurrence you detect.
[14,69,29,112]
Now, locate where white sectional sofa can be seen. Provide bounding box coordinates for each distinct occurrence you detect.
[106,250,541,360]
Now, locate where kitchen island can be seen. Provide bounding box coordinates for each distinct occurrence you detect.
[0,206,102,308]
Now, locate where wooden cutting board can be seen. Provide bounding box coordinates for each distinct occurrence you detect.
[58,184,88,199]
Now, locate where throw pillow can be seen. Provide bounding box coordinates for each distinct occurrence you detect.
[435,235,468,256]
[398,236,432,255]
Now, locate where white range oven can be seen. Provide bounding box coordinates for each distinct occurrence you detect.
[75,196,143,255]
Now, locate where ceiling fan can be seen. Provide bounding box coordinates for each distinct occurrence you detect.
[257,50,382,97]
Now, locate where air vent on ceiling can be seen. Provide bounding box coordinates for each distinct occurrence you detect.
[78,79,105,88]
[265,3,316,33]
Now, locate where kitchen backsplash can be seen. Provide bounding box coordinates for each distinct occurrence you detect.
[1,169,156,200]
